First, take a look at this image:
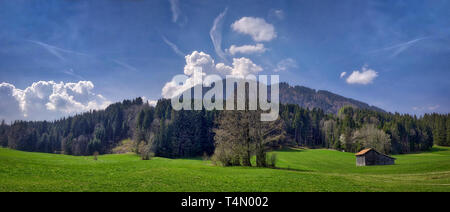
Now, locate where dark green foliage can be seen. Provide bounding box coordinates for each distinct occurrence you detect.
[0,120,8,147]
[447,119,450,146]
[279,105,437,154]
[0,96,447,157]
[153,106,216,158]
[0,98,146,155]
[422,113,450,146]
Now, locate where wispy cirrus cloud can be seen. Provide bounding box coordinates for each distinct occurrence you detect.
[268,9,284,21]
[210,8,229,63]
[27,40,92,78]
[168,0,187,25]
[273,58,297,72]
[369,37,430,58]
[28,39,140,74]
[428,105,440,111]
[112,59,139,72]
[169,0,181,23]
[413,105,440,112]
[27,40,90,61]
[62,68,84,80]
[162,35,185,57]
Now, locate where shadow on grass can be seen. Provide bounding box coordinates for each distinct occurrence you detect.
[270,166,311,172]
[272,147,306,153]
[396,146,450,156]
[428,146,450,153]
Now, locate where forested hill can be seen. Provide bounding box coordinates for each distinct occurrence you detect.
[0,81,449,158]
[0,96,449,158]
[192,80,385,114]
[279,82,385,114]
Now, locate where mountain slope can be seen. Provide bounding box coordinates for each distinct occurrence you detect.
[190,80,385,114]
[278,82,384,114]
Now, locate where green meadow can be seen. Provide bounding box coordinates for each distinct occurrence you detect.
[0,146,449,192]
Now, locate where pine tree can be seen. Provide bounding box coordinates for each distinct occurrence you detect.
[0,120,7,147]
[446,117,450,146]
[435,119,446,146]
[142,109,154,130]
[136,110,145,129]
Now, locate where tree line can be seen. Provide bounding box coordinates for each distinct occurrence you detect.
[279,104,438,154]
[0,98,449,161]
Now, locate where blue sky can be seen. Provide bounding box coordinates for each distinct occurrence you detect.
[0,0,449,121]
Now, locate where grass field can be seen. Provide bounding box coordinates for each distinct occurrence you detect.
[0,146,449,192]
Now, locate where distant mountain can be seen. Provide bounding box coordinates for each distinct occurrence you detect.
[278,82,385,114]
[187,80,385,114]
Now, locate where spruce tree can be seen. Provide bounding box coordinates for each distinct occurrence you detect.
[446,118,450,146]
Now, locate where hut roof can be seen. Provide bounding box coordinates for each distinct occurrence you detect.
[355,148,396,159]
[355,148,373,156]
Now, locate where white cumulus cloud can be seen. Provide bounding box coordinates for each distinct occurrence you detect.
[142,96,158,107]
[346,67,378,85]
[183,51,216,76]
[0,81,111,122]
[0,83,23,122]
[229,57,263,77]
[340,72,347,78]
[162,51,262,98]
[231,17,277,42]
[148,100,158,107]
[227,43,267,55]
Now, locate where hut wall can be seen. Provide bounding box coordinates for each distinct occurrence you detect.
[356,156,366,166]
[364,151,378,166]
[376,154,395,165]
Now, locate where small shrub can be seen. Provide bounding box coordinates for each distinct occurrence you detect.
[93,151,99,161]
[202,152,210,161]
[136,141,147,155]
[141,148,154,160]
[211,149,233,167]
[267,153,277,168]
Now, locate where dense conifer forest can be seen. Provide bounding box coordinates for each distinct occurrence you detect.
[1,95,448,160]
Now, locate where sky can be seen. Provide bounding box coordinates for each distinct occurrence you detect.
[0,0,449,122]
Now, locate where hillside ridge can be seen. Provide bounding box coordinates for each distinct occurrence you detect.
[278,82,385,114]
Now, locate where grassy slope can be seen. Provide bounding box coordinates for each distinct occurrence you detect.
[0,146,449,192]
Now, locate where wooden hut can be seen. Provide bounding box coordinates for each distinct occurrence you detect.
[355,148,395,166]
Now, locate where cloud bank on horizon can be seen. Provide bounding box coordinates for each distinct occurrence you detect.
[0,81,111,122]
